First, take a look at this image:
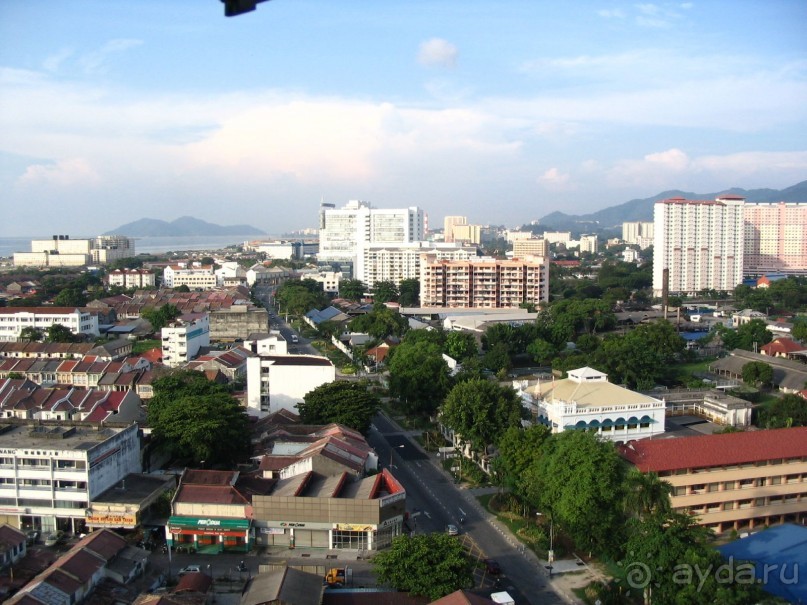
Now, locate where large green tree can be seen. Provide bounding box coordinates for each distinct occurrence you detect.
[54,287,88,307]
[623,511,766,605]
[147,370,250,467]
[372,280,399,304]
[349,304,408,339]
[141,303,181,332]
[298,381,380,434]
[444,331,478,361]
[761,394,807,428]
[741,361,773,387]
[19,326,44,342]
[623,468,672,520]
[526,430,626,557]
[387,339,451,416]
[492,425,551,495]
[46,323,76,343]
[275,279,328,315]
[398,278,420,307]
[339,279,365,301]
[440,379,524,452]
[373,534,473,601]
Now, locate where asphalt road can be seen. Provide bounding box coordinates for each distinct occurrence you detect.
[369,412,568,605]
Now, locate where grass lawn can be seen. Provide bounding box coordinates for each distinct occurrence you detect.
[133,339,160,354]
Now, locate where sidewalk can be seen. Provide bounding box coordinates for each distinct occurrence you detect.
[380,411,598,605]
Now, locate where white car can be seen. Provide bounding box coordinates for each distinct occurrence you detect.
[446,524,459,536]
[178,565,201,576]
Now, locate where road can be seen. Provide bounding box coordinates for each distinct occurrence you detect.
[368,412,568,605]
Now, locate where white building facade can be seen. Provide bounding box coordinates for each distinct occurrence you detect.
[317,200,426,276]
[163,263,217,290]
[106,269,156,289]
[515,367,666,444]
[653,196,745,296]
[743,202,807,277]
[161,313,211,367]
[245,354,335,417]
[14,235,135,267]
[0,307,100,342]
[357,242,478,290]
[0,424,141,536]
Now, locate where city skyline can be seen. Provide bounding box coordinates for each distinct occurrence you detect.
[1,1,805,237]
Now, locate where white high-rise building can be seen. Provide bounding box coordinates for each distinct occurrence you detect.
[357,242,478,290]
[317,200,426,276]
[653,196,745,296]
[622,222,654,245]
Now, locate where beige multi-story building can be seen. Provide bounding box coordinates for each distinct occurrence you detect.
[14,235,135,267]
[162,263,217,290]
[443,216,467,243]
[653,196,745,296]
[743,202,807,277]
[543,231,572,244]
[620,427,807,534]
[106,269,156,289]
[452,224,482,245]
[513,238,550,258]
[579,234,598,254]
[420,256,549,308]
[622,221,654,245]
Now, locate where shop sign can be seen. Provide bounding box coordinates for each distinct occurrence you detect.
[168,516,250,529]
[280,522,305,528]
[261,527,285,535]
[86,513,137,526]
[379,492,406,507]
[335,523,375,532]
[264,521,332,530]
[378,515,403,529]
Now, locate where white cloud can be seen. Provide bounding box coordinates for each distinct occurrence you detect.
[79,39,143,74]
[597,8,626,19]
[417,38,458,69]
[42,48,74,73]
[538,167,571,188]
[18,158,101,187]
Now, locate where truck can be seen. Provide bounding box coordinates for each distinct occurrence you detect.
[323,567,352,587]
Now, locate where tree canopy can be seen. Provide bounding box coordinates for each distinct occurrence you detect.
[398,278,420,307]
[298,380,380,434]
[339,279,365,301]
[440,379,524,452]
[46,323,77,343]
[741,361,773,387]
[373,533,473,601]
[275,279,328,315]
[349,304,408,339]
[371,280,399,304]
[760,394,807,428]
[147,370,251,467]
[526,430,626,556]
[141,303,181,332]
[387,339,451,416]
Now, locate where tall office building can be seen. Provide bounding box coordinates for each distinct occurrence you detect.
[652,196,745,296]
[318,201,425,276]
[443,216,467,243]
[743,202,807,277]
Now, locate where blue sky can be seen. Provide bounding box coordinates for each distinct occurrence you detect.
[1,0,805,237]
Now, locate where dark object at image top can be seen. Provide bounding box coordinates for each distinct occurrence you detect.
[222,0,271,17]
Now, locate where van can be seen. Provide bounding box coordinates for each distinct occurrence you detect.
[291,335,299,344]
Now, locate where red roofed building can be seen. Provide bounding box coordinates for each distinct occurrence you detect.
[619,427,807,533]
[761,337,807,359]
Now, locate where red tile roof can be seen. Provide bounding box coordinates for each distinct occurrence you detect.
[761,337,806,355]
[620,427,807,473]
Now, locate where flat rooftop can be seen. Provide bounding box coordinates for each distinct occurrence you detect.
[0,423,128,452]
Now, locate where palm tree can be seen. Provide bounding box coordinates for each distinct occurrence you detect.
[624,467,673,520]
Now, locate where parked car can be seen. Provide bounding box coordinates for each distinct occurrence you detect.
[483,558,502,575]
[178,565,201,576]
[446,524,459,536]
[25,530,39,546]
[291,334,299,344]
[44,530,64,547]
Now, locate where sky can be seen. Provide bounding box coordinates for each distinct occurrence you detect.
[1,1,806,237]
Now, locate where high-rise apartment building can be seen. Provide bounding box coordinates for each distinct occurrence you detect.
[579,235,598,254]
[443,216,467,243]
[451,224,482,245]
[743,202,807,277]
[513,238,550,258]
[622,222,654,245]
[420,256,549,308]
[652,196,745,296]
[318,201,425,276]
[357,242,478,290]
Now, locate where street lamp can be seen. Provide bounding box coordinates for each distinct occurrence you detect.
[536,512,554,578]
[389,445,404,468]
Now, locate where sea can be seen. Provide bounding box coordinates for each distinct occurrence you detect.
[0,235,275,259]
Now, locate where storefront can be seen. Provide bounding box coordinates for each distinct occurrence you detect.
[166,516,251,553]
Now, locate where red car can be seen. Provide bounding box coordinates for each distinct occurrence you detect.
[484,559,501,575]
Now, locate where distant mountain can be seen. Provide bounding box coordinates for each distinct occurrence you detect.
[536,180,807,234]
[104,216,266,237]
